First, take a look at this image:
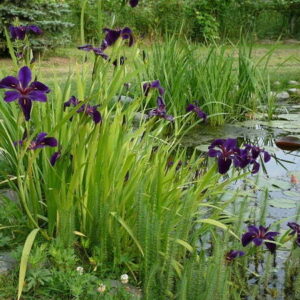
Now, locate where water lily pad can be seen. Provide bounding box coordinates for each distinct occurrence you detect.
[277,114,299,121]
[283,190,300,198]
[269,199,296,209]
[195,144,210,152]
[258,178,291,191]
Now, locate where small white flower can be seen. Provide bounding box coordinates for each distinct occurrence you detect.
[76,266,84,275]
[120,273,129,284]
[97,284,106,293]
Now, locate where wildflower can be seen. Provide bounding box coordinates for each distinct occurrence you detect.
[208,139,239,174]
[241,225,279,253]
[287,222,300,246]
[101,27,134,50]
[186,103,207,121]
[50,151,61,166]
[112,56,127,67]
[76,266,84,275]
[149,97,174,122]
[16,132,58,150]
[64,96,102,124]
[129,0,139,7]
[120,274,129,284]
[236,145,271,174]
[9,25,43,40]
[77,45,109,60]
[97,284,106,293]
[0,66,50,121]
[143,80,165,97]
[225,250,245,262]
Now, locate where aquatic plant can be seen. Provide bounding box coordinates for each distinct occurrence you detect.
[9,25,43,41]
[0,66,50,121]
[225,250,245,262]
[241,225,279,253]
[16,132,58,150]
[64,96,102,124]
[101,27,134,50]
[287,222,300,247]
[208,138,271,174]
[77,44,109,60]
[148,96,174,121]
[186,103,207,121]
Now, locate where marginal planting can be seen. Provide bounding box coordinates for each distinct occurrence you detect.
[0,2,299,300]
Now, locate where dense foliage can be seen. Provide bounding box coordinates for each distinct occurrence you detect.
[0,0,73,53]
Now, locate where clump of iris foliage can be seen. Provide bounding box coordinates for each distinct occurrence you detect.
[0,3,299,300]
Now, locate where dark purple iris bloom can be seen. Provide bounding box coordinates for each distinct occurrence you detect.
[186,103,207,121]
[16,132,57,150]
[0,66,50,121]
[64,96,102,124]
[101,27,134,50]
[237,145,271,174]
[50,151,61,166]
[143,80,165,97]
[149,97,174,122]
[208,139,239,174]
[287,222,300,246]
[77,45,109,60]
[225,250,245,262]
[242,225,279,253]
[112,56,127,67]
[129,0,139,7]
[9,25,42,40]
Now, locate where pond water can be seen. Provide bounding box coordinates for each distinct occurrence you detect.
[183,106,300,299]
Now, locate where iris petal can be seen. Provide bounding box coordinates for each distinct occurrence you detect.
[242,232,255,246]
[218,157,232,174]
[30,81,50,93]
[18,66,32,89]
[4,91,20,102]
[28,90,47,102]
[0,76,19,89]
[18,98,32,121]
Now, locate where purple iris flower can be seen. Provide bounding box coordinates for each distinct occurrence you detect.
[112,56,127,67]
[77,45,109,60]
[236,145,271,174]
[9,25,43,40]
[186,103,207,121]
[208,139,239,174]
[50,151,61,166]
[287,222,300,246]
[225,250,245,262]
[64,96,102,124]
[143,80,165,97]
[16,132,57,150]
[149,97,174,122]
[0,66,50,121]
[242,225,279,253]
[129,0,139,7]
[101,27,134,50]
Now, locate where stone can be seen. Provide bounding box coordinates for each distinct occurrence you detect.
[133,112,148,123]
[273,81,281,86]
[0,189,19,206]
[276,92,290,101]
[288,80,299,85]
[288,88,300,96]
[0,252,17,275]
[112,95,134,104]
